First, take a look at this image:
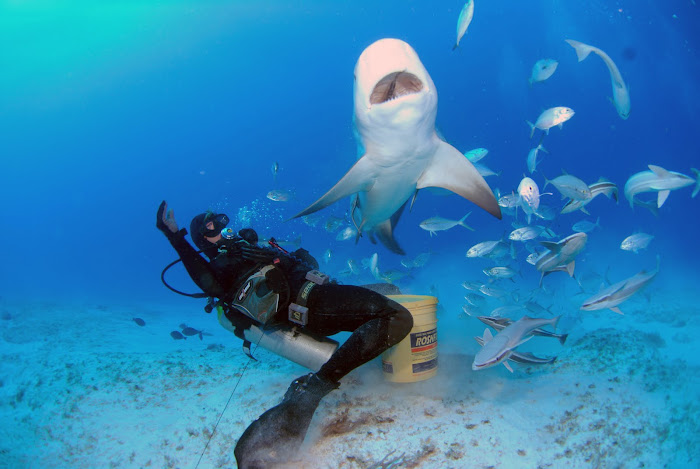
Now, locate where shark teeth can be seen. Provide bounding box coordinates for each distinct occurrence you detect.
[369,71,423,105]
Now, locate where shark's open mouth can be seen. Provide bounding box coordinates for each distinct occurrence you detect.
[369,71,423,105]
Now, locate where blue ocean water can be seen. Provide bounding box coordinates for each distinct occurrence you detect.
[1,1,699,467]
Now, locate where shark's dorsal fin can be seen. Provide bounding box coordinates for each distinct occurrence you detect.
[416,139,501,219]
[540,241,561,252]
[648,164,670,178]
[292,156,377,219]
[483,328,493,343]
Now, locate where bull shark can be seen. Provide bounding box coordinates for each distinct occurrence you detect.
[624,164,696,208]
[566,39,630,120]
[581,259,659,314]
[472,315,560,372]
[293,38,501,254]
[535,232,588,286]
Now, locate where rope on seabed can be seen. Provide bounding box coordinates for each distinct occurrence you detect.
[194,338,262,469]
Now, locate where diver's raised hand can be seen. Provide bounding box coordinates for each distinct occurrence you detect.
[157,200,179,236]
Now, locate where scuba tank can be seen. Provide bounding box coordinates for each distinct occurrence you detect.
[217,306,339,372]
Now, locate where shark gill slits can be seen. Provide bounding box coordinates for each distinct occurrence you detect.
[369,71,423,105]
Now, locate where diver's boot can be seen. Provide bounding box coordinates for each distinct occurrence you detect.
[234,373,339,469]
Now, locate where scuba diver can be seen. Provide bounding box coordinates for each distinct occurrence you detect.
[156,201,413,468]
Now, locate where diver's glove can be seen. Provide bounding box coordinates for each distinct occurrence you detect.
[240,244,278,264]
[156,201,182,239]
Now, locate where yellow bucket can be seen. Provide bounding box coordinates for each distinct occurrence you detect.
[381,295,438,383]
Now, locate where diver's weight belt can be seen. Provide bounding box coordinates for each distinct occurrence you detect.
[288,270,330,326]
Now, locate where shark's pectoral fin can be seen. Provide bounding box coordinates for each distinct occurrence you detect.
[657,190,670,208]
[417,140,502,219]
[610,306,624,315]
[503,360,514,373]
[292,156,377,219]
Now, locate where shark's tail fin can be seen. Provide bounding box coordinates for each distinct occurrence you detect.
[692,168,699,198]
[558,333,568,346]
[565,39,594,62]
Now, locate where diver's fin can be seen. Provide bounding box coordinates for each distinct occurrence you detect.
[234,373,338,468]
[417,139,502,219]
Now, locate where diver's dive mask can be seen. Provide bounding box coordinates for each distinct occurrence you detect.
[201,213,230,238]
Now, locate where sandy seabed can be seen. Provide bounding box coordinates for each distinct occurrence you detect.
[1,293,698,469]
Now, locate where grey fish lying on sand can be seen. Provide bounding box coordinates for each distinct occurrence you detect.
[472,315,560,372]
[477,316,568,345]
[474,336,557,365]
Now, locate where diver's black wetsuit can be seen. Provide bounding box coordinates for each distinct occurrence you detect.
[159,203,413,468]
[164,228,413,384]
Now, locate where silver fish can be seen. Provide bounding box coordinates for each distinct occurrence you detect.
[483,266,517,279]
[517,177,541,223]
[266,189,292,202]
[464,147,488,163]
[474,163,500,178]
[489,305,526,318]
[453,0,475,50]
[336,226,358,241]
[545,174,591,200]
[572,217,600,233]
[498,192,520,209]
[465,293,487,307]
[420,213,474,236]
[479,284,509,298]
[620,233,654,253]
[529,59,559,86]
[466,240,501,258]
[509,225,545,242]
[461,280,482,291]
[561,180,618,214]
[527,144,547,174]
[527,107,574,138]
